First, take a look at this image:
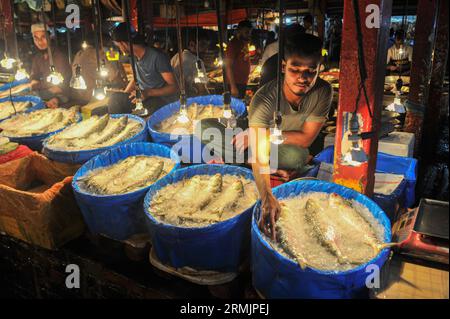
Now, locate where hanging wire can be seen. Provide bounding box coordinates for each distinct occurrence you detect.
[275,0,285,117]
[92,0,101,73]
[175,0,186,97]
[41,4,55,68]
[51,0,58,47]
[214,0,229,94]
[97,0,104,50]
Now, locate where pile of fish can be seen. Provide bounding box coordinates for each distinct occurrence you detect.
[0,107,78,137]
[274,192,392,271]
[156,103,225,134]
[77,155,175,195]
[0,137,18,155]
[150,174,258,227]
[0,100,32,121]
[45,114,143,151]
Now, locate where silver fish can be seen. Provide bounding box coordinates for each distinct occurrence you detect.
[206,179,244,217]
[185,173,223,214]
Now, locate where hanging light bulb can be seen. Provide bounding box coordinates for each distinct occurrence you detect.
[194,59,207,84]
[99,60,109,78]
[14,62,29,81]
[274,17,280,24]
[81,41,89,50]
[131,89,149,117]
[204,0,210,8]
[46,65,64,85]
[93,82,106,100]
[177,94,190,123]
[269,111,284,144]
[398,45,405,56]
[70,64,87,90]
[341,112,368,166]
[0,53,16,70]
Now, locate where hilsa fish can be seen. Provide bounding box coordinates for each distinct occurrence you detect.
[328,193,396,255]
[305,198,351,265]
[276,204,310,270]
[185,174,223,214]
[207,179,244,217]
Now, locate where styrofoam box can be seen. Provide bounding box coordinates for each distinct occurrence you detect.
[324,131,415,157]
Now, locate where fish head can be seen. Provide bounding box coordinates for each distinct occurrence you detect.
[231,179,244,193]
[210,173,223,192]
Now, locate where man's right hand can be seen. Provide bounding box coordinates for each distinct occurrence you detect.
[259,193,282,241]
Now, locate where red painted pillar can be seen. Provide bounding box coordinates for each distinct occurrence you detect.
[332,0,392,196]
[403,0,440,154]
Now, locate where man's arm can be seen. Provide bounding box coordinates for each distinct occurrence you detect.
[142,72,179,98]
[282,121,324,148]
[250,126,282,241]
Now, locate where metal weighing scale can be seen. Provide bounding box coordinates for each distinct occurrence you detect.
[393,198,449,264]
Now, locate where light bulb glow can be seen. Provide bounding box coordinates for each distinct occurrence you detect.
[270,127,284,144]
[81,41,88,49]
[47,70,64,85]
[1,56,16,69]
[177,108,190,124]
[99,62,109,78]
[14,68,29,81]
[214,58,223,66]
[93,86,106,100]
[70,75,87,90]
[223,108,232,119]
[274,17,280,24]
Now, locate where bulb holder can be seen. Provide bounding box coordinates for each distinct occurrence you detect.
[47,68,64,85]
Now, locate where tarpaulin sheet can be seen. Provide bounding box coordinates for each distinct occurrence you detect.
[144,164,255,273]
[0,145,33,164]
[0,152,84,250]
[43,114,148,164]
[306,146,417,209]
[72,142,180,241]
[0,95,45,122]
[1,110,81,152]
[251,179,392,299]
[147,95,246,163]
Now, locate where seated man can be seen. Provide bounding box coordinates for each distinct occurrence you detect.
[30,23,72,108]
[111,23,178,114]
[196,34,332,239]
[386,29,413,75]
[171,29,210,96]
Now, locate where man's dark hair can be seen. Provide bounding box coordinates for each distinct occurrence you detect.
[395,29,405,40]
[284,33,322,61]
[110,22,145,44]
[237,20,252,30]
[285,23,306,39]
[303,14,314,25]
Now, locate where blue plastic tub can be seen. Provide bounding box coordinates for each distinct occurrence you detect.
[42,114,148,164]
[305,146,418,211]
[1,107,81,151]
[72,142,180,241]
[0,79,30,93]
[144,164,256,273]
[0,95,45,122]
[252,180,392,299]
[147,95,246,163]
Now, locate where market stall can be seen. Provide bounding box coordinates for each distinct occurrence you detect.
[0,0,448,305]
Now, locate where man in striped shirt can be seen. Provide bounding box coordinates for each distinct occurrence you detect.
[386,29,413,75]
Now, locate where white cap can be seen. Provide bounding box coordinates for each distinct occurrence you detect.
[31,23,46,34]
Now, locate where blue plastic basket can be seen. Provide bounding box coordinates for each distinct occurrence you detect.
[72,142,180,241]
[147,95,246,163]
[0,95,45,122]
[42,114,148,164]
[144,164,256,273]
[252,179,392,299]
